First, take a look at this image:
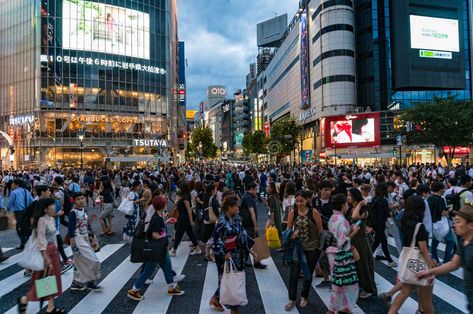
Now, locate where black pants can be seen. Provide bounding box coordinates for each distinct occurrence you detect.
[372,226,393,263]
[288,249,321,301]
[173,219,198,250]
[56,234,68,262]
[3,184,11,197]
[14,211,29,248]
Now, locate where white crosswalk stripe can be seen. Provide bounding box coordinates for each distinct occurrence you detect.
[0,241,467,314]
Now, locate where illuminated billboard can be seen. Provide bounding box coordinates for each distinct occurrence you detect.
[62,0,150,59]
[410,15,459,55]
[299,9,310,109]
[325,113,380,148]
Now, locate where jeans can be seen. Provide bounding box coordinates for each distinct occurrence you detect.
[173,219,198,250]
[372,226,393,263]
[133,253,174,290]
[431,228,456,263]
[288,249,320,301]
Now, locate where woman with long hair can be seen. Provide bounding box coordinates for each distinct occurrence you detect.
[210,194,255,314]
[267,181,283,238]
[203,183,219,261]
[285,190,323,310]
[388,195,436,314]
[171,182,200,256]
[99,180,115,236]
[348,188,377,299]
[282,181,297,227]
[17,198,65,314]
[122,181,141,244]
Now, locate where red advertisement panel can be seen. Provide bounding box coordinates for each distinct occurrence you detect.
[324,112,381,148]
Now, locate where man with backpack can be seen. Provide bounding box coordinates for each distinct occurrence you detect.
[53,176,73,227]
[453,176,473,208]
[5,179,34,250]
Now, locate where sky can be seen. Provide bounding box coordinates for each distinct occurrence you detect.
[179,0,299,109]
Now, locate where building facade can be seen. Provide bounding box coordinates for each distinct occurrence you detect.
[0,0,179,169]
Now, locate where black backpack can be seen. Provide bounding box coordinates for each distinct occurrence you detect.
[445,189,468,211]
[60,187,73,216]
[17,199,37,237]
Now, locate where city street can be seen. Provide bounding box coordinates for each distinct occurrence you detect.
[0,201,467,314]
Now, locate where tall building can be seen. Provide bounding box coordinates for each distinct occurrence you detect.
[233,89,250,150]
[0,0,178,169]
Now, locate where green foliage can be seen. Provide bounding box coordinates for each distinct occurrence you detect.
[268,116,302,157]
[188,126,217,159]
[399,96,473,162]
[242,131,268,156]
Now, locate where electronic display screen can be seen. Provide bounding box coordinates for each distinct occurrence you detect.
[62,0,150,59]
[410,15,459,52]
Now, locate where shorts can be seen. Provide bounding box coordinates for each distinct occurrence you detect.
[100,203,114,220]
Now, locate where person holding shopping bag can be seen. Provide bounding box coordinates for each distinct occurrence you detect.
[210,194,256,314]
[17,198,65,314]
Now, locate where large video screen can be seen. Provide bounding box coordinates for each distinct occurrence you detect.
[410,15,459,52]
[62,0,150,59]
[325,113,380,148]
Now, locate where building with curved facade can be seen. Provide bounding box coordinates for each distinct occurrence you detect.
[0,0,178,169]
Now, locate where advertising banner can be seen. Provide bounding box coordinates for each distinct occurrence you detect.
[324,113,380,148]
[299,9,310,109]
[62,0,150,59]
[410,15,459,53]
[300,150,313,163]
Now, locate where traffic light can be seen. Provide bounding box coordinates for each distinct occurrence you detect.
[392,148,397,156]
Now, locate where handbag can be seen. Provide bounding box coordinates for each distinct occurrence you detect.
[19,232,44,271]
[331,250,358,287]
[252,235,271,260]
[110,191,119,209]
[118,198,135,215]
[130,236,169,264]
[433,216,449,242]
[219,258,248,306]
[35,272,58,298]
[398,223,431,286]
[170,203,180,221]
[265,226,281,249]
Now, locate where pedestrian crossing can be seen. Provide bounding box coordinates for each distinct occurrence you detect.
[0,240,467,314]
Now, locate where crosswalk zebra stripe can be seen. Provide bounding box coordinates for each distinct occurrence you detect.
[68,248,143,314]
[199,260,221,314]
[132,243,191,314]
[311,277,365,313]
[0,249,24,272]
[252,256,299,313]
[374,273,419,314]
[1,248,14,254]
[3,244,124,314]
[386,236,464,279]
[378,255,468,313]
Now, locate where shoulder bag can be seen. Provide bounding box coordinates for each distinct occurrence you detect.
[19,231,44,271]
[219,258,248,306]
[398,223,431,286]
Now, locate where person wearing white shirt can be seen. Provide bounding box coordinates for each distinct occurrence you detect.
[417,184,433,235]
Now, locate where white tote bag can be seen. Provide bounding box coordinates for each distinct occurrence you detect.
[18,233,44,271]
[398,223,430,286]
[219,258,248,306]
[433,216,449,242]
[118,195,135,216]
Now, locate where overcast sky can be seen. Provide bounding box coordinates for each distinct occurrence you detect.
[179,0,299,109]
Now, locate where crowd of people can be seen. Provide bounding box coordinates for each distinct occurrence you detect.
[0,161,472,314]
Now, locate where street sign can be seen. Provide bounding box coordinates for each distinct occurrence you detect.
[396,134,403,146]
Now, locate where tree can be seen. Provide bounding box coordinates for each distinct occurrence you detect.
[268,116,302,161]
[188,126,217,159]
[241,131,268,158]
[399,96,473,164]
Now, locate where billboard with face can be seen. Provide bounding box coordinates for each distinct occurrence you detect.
[324,112,380,148]
[62,0,150,59]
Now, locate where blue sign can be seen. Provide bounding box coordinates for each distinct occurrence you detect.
[300,150,313,163]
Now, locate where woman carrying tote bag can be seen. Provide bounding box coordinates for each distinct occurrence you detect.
[17,198,65,314]
[388,195,436,314]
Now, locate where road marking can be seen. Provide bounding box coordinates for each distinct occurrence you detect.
[312,277,364,314]
[0,250,22,271]
[374,273,419,314]
[199,260,223,314]
[133,242,190,314]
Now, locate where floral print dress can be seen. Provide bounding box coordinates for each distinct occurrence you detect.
[122,191,139,243]
[327,210,359,313]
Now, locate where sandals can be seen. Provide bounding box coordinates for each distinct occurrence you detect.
[285,301,296,311]
[17,297,27,314]
[300,298,308,308]
[46,307,67,314]
[106,231,116,236]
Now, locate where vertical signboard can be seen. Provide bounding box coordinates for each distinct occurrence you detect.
[299,9,310,109]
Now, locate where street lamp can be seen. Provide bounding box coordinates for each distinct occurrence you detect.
[78,129,85,170]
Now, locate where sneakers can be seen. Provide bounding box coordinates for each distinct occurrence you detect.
[86,282,103,292]
[169,249,177,257]
[145,279,153,285]
[209,296,225,312]
[375,255,387,261]
[387,261,397,268]
[167,285,185,296]
[23,269,32,277]
[127,289,144,301]
[253,262,267,269]
[173,274,186,283]
[359,291,373,299]
[61,263,74,274]
[315,280,331,289]
[190,246,202,255]
[379,292,392,306]
[71,281,86,291]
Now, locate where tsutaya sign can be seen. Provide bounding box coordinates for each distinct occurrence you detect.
[133,139,168,148]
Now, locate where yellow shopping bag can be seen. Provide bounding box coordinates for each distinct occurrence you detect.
[265,226,281,249]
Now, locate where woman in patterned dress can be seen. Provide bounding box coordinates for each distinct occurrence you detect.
[210,194,255,314]
[327,193,360,314]
[122,181,141,243]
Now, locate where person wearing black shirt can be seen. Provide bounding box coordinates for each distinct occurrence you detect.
[240,182,267,269]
